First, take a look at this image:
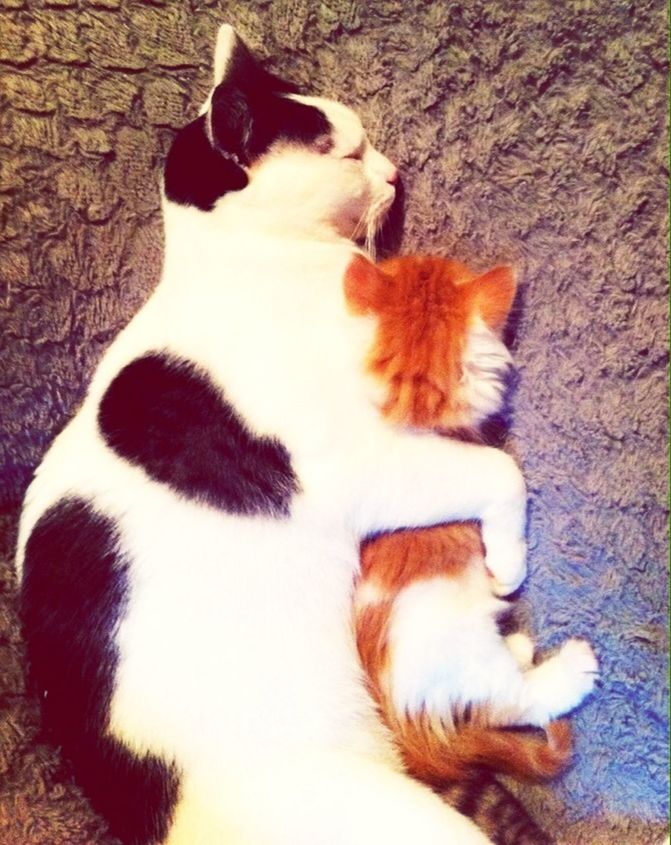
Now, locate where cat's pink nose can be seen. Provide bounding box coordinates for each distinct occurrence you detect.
[386,165,399,185]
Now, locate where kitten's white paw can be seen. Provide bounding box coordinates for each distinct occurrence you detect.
[506,632,535,669]
[484,537,527,596]
[557,638,599,702]
[522,638,599,724]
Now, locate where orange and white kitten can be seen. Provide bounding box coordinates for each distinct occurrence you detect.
[346,254,599,784]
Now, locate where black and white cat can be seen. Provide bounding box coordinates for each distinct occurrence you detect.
[16,26,529,845]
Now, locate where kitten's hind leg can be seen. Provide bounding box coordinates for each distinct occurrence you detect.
[505,632,535,670]
[501,639,599,727]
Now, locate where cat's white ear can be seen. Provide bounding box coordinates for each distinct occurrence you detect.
[213,24,239,84]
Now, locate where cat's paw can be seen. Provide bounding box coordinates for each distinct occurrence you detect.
[556,638,599,702]
[523,638,599,724]
[483,536,527,596]
[505,631,535,669]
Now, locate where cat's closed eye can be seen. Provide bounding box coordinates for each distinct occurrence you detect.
[313,134,334,154]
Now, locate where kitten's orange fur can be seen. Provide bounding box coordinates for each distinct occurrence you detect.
[345,254,516,428]
[346,254,572,784]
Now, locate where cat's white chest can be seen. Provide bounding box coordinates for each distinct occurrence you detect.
[147,226,381,469]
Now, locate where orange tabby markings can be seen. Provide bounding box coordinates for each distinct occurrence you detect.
[348,254,573,783]
[346,254,515,428]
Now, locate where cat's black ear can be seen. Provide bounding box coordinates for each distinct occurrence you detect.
[212,25,298,94]
[208,84,253,165]
[213,24,240,86]
[163,26,305,211]
[207,27,258,165]
[207,25,302,166]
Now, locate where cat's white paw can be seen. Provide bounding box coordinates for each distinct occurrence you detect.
[483,536,527,596]
[556,638,599,702]
[505,632,535,669]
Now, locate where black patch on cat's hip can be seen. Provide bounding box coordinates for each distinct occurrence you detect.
[164,115,248,211]
[21,499,180,845]
[98,352,299,516]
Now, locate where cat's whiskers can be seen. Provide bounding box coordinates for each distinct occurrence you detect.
[364,194,391,260]
[351,204,373,254]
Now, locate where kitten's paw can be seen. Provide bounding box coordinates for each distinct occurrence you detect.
[557,638,599,702]
[484,536,527,596]
[506,632,535,669]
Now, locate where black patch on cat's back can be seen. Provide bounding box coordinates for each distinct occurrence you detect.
[21,499,180,845]
[98,353,299,516]
[164,115,248,211]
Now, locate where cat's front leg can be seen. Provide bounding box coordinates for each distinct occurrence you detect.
[353,430,527,594]
[479,490,528,596]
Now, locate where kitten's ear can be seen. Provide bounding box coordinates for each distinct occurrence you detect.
[469,266,517,332]
[376,257,403,277]
[344,255,388,314]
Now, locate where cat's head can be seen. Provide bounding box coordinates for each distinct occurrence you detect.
[345,255,517,430]
[164,25,397,245]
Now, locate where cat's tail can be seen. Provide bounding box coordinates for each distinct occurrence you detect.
[440,776,555,845]
[391,715,572,784]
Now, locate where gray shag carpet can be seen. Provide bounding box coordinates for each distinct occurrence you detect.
[0,1,668,843]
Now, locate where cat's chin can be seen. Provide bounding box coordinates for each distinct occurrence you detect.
[339,198,396,249]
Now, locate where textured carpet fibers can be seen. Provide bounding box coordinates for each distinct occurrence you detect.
[0,1,668,843]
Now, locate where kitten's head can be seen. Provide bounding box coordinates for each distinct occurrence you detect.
[164,25,397,245]
[345,255,517,430]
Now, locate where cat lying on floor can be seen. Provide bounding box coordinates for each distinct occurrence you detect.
[16,25,529,845]
[346,254,598,788]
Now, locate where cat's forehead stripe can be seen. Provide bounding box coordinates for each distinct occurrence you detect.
[288,94,364,148]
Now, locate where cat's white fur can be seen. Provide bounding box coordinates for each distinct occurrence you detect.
[16,25,530,844]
